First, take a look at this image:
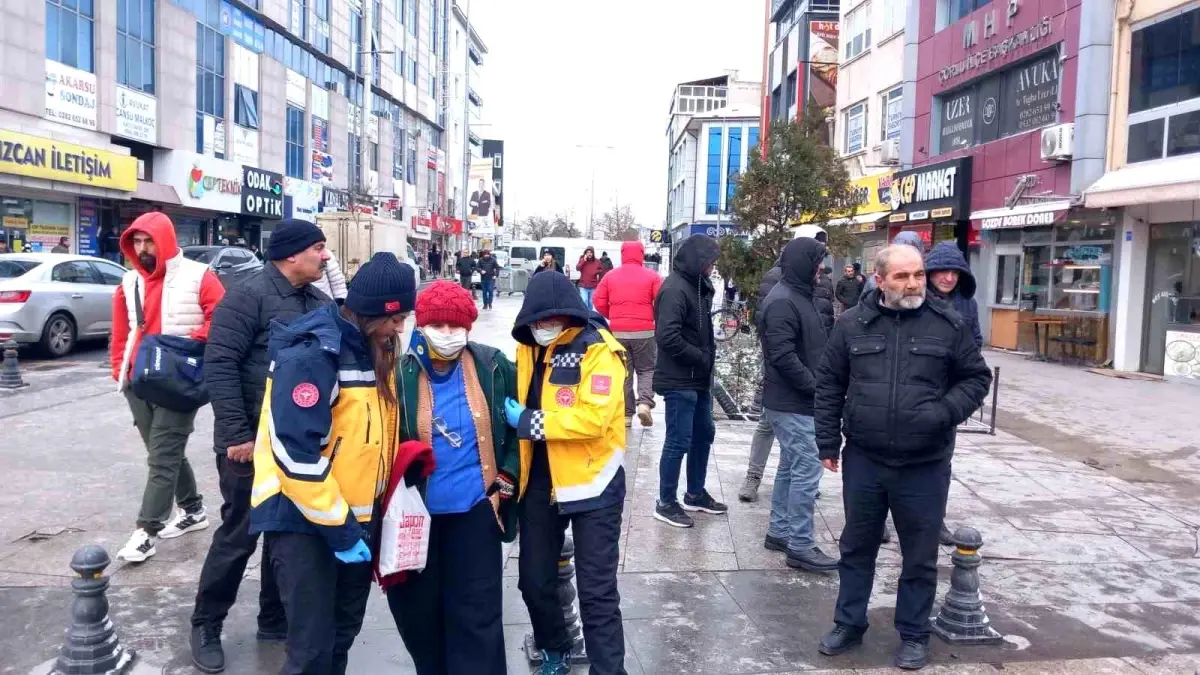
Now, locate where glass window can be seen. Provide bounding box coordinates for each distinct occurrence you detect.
[408,0,418,36]
[286,105,306,178]
[234,85,259,129]
[845,102,867,154]
[349,9,362,73]
[52,261,100,284]
[845,3,872,61]
[705,127,723,215]
[289,0,306,40]
[1049,244,1112,311]
[749,126,760,153]
[1127,118,1166,163]
[726,127,743,209]
[1022,241,1052,310]
[1128,7,1200,114]
[429,0,437,52]
[0,260,39,278]
[881,86,902,141]
[370,141,379,172]
[46,0,95,72]
[313,0,330,52]
[91,261,126,285]
[995,254,1021,305]
[117,0,155,93]
[407,129,417,185]
[940,0,993,30]
[1166,109,1200,157]
[1143,223,1200,374]
[196,21,225,118]
[883,0,906,36]
[348,133,361,190]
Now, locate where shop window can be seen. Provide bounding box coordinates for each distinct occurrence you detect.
[46,0,95,73]
[117,0,155,94]
[285,105,306,179]
[844,3,872,61]
[844,102,867,154]
[995,254,1022,305]
[235,85,260,129]
[1143,224,1200,374]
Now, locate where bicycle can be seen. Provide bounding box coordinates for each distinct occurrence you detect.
[711,299,752,342]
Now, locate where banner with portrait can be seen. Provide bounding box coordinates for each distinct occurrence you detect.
[467,158,495,237]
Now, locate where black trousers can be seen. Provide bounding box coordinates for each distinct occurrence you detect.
[386,499,505,675]
[834,449,951,642]
[267,531,373,675]
[519,478,626,675]
[191,454,286,631]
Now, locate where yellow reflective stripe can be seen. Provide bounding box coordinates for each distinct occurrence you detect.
[294,496,349,525]
[553,448,625,503]
[251,475,282,504]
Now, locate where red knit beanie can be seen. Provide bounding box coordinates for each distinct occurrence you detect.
[415,280,478,330]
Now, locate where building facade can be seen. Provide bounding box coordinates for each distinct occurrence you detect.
[444,2,484,228]
[762,0,841,128]
[3,0,456,259]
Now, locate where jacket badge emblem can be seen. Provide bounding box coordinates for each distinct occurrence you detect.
[292,382,320,408]
[555,387,576,408]
[591,375,612,395]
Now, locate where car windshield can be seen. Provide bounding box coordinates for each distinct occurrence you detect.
[0,259,39,278]
[183,248,218,263]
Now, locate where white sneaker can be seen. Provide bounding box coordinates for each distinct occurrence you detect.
[159,508,210,539]
[117,529,157,563]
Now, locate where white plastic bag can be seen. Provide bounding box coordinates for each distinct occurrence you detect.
[378,478,431,575]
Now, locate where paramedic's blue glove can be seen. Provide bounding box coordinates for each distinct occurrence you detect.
[504,397,525,428]
[334,539,371,564]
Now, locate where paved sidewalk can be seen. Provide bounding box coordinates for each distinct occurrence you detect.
[2,297,1199,673]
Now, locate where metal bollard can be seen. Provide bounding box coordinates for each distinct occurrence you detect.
[524,535,589,665]
[0,337,28,389]
[931,527,1004,645]
[51,546,137,674]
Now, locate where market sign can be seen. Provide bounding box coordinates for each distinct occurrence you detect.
[889,157,972,221]
[242,167,284,219]
[45,60,97,130]
[156,152,242,211]
[0,129,137,191]
[799,171,895,224]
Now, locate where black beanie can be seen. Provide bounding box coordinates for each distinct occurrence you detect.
[268,219,326,260]
[345,252,416,317]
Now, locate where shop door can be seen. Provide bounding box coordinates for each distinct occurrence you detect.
[1141,224,1196,374]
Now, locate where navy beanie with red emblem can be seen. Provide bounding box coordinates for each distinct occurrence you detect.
[345,252,416,317]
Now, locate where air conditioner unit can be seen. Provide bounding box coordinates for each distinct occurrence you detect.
[1040,123,1074,161]
[879,139,901,166]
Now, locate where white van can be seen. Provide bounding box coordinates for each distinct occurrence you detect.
[539,237,625,281]
[505,240,540,269]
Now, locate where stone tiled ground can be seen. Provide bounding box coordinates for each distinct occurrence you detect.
[3,296,1199,674]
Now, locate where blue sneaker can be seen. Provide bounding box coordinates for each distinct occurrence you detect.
[539,649,571,675]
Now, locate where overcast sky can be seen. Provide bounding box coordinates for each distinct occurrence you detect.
[468,0,766,232]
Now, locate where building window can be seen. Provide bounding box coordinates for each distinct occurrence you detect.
[286,106,306,179]
[392,109,405,180]
[407,130,418,185]
[349,9,362,73]
[314,0,330,53]
[370,141,379,172]
[408,0,418,36]
[933,49,1060,155]
[430,0,438,52]
[1126,6,1200,163]
[348,133,362,190]
[844,3,872,61]
[749,126,760,152]
[785,72,798,111]
[844,102,867,154]
[883,0,906,37]
[289,0,306,40]
[429,72,437,97]
[409,56,418,84]
[196,23,225,118]
[116,0,155,94]
[939,0,992,30]
[705,127,723,215]
[46,0,95,72]
[397,0,405,28]
[726,127,743,209]
[881,86,902,141]
[234,84,259,129]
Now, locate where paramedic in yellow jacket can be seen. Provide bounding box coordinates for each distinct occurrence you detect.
[503,270,629,675]
[249,252,416,675]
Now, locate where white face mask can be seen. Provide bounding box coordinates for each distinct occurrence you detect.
[532,325,564,346]
[423,327,468,359]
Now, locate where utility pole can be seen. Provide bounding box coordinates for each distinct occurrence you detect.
[461,0,474,242]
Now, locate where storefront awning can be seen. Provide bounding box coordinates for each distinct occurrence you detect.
[131,180,182,206]
[970,200,1072,230]
[1084,157,1200,208]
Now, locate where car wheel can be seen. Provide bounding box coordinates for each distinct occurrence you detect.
[40,312,77,358]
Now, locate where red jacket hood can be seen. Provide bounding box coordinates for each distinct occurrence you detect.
[621,241,644,265]
[120,212,180,280]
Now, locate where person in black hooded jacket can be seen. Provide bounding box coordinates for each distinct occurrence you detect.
[652,234,724,528]
[924,242,982,348]
[756,238,838,572]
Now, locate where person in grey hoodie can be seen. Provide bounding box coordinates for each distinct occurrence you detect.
[860,231,926,302]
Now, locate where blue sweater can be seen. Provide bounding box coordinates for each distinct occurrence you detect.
[425,362,487,515]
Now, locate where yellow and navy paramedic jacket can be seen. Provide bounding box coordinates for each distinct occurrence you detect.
[515,322,627,511]
[249,303,395,553]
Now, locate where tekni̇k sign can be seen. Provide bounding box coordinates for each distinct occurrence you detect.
[940,0,1054,85]
[242,167,284,219]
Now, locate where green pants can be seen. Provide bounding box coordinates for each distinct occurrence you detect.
[124,389,203,535]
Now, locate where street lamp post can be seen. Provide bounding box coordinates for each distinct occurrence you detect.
[574,144,615,238]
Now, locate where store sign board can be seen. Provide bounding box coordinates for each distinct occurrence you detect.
[939,88,976,153]
[284,177,322,223]
[77,198,100,256]
[232,126,259,167]
[1164,330,1200,381]
[1001,51,1060,136]
[242,167,284,219]
[889,157,972,218]
[115,86,158,144]
[45,60,98,130]
[311,86,330,121]
[800,172,895,224]
[0,129,137,191]
[941,4,1054,85]
[157,152,243,212]
[978,208,1062,229]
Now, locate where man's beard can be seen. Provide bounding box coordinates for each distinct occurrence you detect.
[138,253,157,272]
[881,287,925,310]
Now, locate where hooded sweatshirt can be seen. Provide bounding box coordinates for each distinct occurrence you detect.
[109,212,225,384]
[925,241,983,348]
[593,241,664,337]
[861,230,927,301]
[757,238,830,414]
[653,234,720,392]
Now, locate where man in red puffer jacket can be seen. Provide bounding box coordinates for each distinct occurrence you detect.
[594,241,663,428]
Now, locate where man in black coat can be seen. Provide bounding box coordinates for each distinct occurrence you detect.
[814,244,992,671]
[835,264,864,313]
[652,234,724,528]
[757,238,838,572]
[190,220,334,673]
[476,248,501,310]
[456,247,477,296]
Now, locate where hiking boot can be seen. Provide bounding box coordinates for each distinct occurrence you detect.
[939,523,954,546]
[764,534,788,553]
[818,624,865,656]
[636,403,653,427]
[117,528,156,563]
[786,546,839,572]
[654,501,694,528]
[738,471,763,502]
[683,490,728,515]
[539,649,571,675]
[894,639,929,670]
[159,507,210,539]
[191,624,225,673]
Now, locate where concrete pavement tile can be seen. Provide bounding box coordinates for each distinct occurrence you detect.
[1085,506,1199,540]
[1016,531,1152,564]
[342,627,418,673]
[1057,601,1200,652]
[1006,509,1116,536]
[622,612,794,674]
[1119,534,1199,562]
[942,659,1139,674]
[625,515,735,554]
[621,545,739,573]
[1121,653,1200,674]
[714,569,839,619]
[850,666,1000,674]
[617,571,741,620]
[0,571,73,588]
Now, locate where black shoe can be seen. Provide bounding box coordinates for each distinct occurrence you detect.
[654,501,694,528]
[682,490,728,515]
[894,639,928,670]
[191,624,225,673]
[786,546,839,572]
[818,624,864,656]
[764,534,788,552]
[939,523,954,546]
